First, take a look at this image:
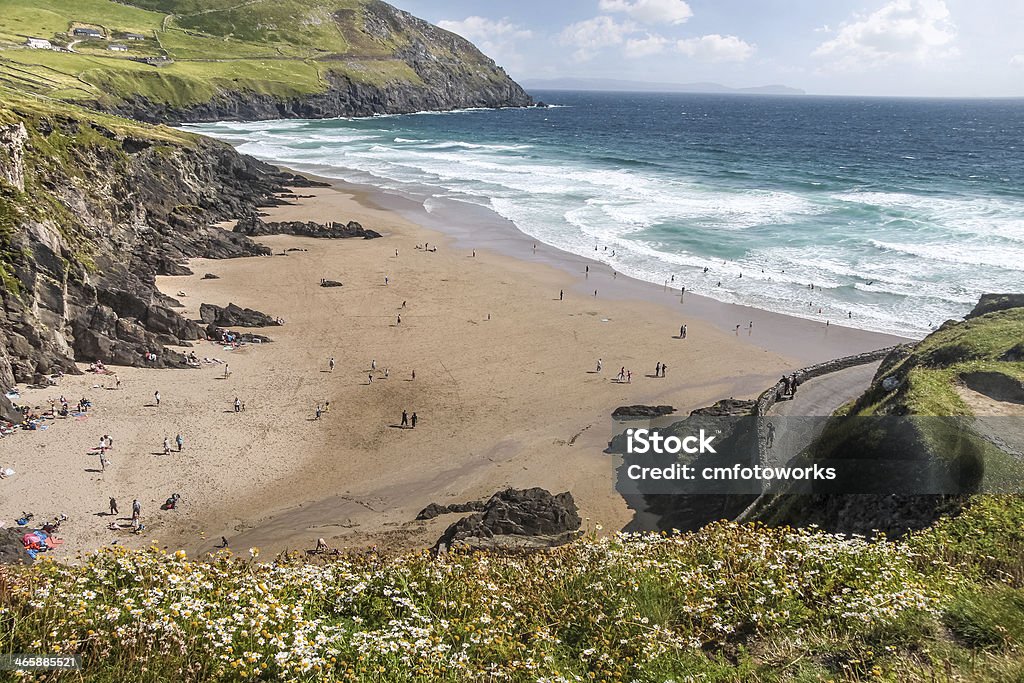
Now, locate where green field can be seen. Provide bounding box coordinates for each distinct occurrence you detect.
[0,0,458,109]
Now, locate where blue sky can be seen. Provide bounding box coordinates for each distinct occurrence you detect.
[394,0,1024,97]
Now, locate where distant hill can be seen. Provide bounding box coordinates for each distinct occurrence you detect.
[0,0,532,123]
[522,78,805,96]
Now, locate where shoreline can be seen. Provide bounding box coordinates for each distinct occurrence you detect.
[292,169,911,365]
[0,174,904,561]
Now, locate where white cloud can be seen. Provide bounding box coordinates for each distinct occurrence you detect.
[814,0,957,69]
[559,16,636,61]
[1012,54,1024,69]
[624,33,668,58]
[676,34,755,62]
[437,16,533,70]
[598,0,693,25]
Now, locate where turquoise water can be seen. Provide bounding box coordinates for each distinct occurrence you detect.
[187,92,1024,337]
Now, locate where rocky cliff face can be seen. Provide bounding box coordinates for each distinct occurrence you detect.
[94,1,533,124]
[0,102,309,418]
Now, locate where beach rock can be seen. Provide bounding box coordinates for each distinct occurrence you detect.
[199,303,279,328]
[690,399,756,417]
[202,273,220,280]
[433,488,581,551]
[205,324,273,344]
[0,527,34,565]
[416,500,486,520]
[612,405,675,419]
[234,215,381,240]
[320,280,343,288]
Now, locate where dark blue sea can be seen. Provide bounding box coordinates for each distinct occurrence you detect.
[189,91,1024,336]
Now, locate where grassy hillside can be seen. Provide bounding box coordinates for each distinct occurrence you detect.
[0,0,530,120]
[4,497,1024,681]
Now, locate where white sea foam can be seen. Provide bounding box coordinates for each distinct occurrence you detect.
[185,115,1024,337]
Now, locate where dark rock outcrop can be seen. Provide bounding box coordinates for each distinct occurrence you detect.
[612,405,675,419]
[202,273,221,280]
[234,215,381,240]
[199,303,279,328]
[0,527,34,565]
[967,293,1024,319]
[320,280,343,288]
[416,500,486,520]
[434,488,582,551]
[205,324,273,345]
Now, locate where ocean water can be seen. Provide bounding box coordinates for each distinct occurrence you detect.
[186,92,1024,337]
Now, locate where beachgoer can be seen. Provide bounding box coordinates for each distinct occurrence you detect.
[596,358,602,373]
[682,325,687,339]
[154,390,161,406]
[316,537,329,553]
[234,397,241,413]
[315,404,322,420]
[766,422,776,449]
[385,276,389,286]
[397,314,401,325]
[224,364,230,378]
[368,374,373,384]
[412,369,416,381]
[175,434,183,452]
[411,412,418,428]
[329,357,335,372]
[656,362,661,377]
[132,499,141,520]
[661,363,668,377]
[100,453,109,471]
[384,368,389,379]
[559,289,563,301]
[163,437,170,455]
[401,410,408,427]
[109,497,118,516]
[371,359,377,371]
[324,401,330,414]
[627,370,631,383]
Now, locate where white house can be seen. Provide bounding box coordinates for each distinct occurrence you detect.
[108,44,129,52]
[26,38,52,49]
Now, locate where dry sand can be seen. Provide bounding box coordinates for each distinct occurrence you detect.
[0,180,904,558]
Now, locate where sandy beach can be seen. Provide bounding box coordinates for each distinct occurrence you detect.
[0,178,906,558]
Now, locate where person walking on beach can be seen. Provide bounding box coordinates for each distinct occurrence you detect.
[559,289,563,301]
[411,369,416,381]
[661,363,667,378]
[397,314,401,325]
[154,390,161,407]
[371,359,377,371]
[175,433,184,452]
[234,397,241,413]
[656,362,661,377]
[329,357,335,372]
[315,404,322,420]
[411,412,418,429]
[384,368,389,379]
[596,358,602,373]
[385,276,389,286]
[163,437,171,455]
[99,452,110,471]
[132,499,141,521]
[627,370,632,383]
[682,325,687,339]
[618,367,625,383]
[109,497,118,516]
[401,410,408,428]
